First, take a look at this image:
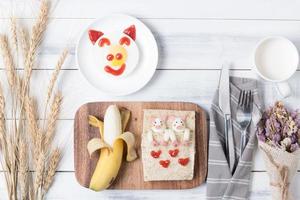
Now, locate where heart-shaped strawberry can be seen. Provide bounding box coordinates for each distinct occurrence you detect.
[168,149,179,157]
[159,160,170,168]
[178,157,189,166]
[150,150,161,158]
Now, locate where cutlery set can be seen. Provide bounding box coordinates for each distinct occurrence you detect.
[207,77,260,199]
[218,63,253,173]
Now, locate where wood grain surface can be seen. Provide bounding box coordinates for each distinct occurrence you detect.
[74,102,208,190]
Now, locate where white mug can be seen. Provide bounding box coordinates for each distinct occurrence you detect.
[253,36,299,98]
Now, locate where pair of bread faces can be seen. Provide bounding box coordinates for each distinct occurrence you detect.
[142,109,195,181]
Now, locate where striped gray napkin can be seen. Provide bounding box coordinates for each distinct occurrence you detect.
[207,77,263,200]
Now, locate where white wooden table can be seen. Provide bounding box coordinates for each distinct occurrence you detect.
[1,0,300,199]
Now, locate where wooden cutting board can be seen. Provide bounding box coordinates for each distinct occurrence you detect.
[74,102,208,190]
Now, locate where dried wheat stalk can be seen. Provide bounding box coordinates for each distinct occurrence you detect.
[24,0,49,93]
[19,27,29,64]
[0,84,10,178]
[34,152,45,198]
[46,49,68,104]
[0,84,6,141]
[0,0,68,199]
[18,140,28,200]
[44,92,62,150]
[33,130,44,169]
[25,97,39,144]
[0,35,17,88]
[10,18,18,52]
[43,148,61,193]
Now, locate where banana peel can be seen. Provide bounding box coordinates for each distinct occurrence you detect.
[87,105,137,191]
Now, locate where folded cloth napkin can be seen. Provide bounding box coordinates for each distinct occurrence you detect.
[207,77,263,200]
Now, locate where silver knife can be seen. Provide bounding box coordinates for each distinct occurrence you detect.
[218,63,236,173]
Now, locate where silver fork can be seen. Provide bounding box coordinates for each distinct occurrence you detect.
[236,90,253,158]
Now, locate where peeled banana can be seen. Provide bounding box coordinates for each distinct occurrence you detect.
[87,105,137,191]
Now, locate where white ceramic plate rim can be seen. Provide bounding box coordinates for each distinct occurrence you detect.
[76,14,158,96]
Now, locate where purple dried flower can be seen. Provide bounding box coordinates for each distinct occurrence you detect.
[283,125,289,136]
[273,133,281,143]
[296,119,300,128]
[290,143,299,152]
[258,134,266,142]
[291,134,298,144]
[256,101,300,152]
[291,111,297,119]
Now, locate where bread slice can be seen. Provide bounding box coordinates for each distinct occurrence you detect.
[141,109,195,181]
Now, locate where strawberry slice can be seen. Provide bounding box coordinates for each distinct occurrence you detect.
[159,160,170,168]
[178,157,189,166]
[119,36,131,46]
[123,25,136,41]
[150,150,161,158]
[168,149,179,157]
[88,29,104,45]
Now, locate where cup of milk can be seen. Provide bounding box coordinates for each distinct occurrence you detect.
[254,36,299,98]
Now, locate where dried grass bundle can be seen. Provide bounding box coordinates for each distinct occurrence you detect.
[0,1,68,199]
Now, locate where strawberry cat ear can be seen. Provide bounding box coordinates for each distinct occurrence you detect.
[167,115,176,122]
[123,25,136,41]
[161,115,167,121]
[149,116,157,122]
[180,114,188,121]
[88,29,104,45]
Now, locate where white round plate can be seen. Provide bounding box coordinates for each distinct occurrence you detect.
[76,14,158,96]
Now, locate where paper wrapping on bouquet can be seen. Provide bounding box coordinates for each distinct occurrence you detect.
[259,141,300,200]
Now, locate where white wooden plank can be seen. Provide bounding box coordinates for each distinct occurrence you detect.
[2,18,300,70]
[1,69,298,119]
[0,171,297,199]
[1,0,300,20]
[31,69,300,119]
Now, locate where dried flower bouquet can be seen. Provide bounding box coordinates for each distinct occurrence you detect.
[0,0,68,199]
[256,101,300,200]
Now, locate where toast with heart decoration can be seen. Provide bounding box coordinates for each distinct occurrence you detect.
[141,109,195,181]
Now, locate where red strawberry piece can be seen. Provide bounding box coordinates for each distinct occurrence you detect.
[119,36,131,46]
[159,160,170,168]
[168,149,179,157]
[123,25,136,41]
[88,29,104,45]
[98,38,111,47]
[178,157,189,166]
[150,150,161,158]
